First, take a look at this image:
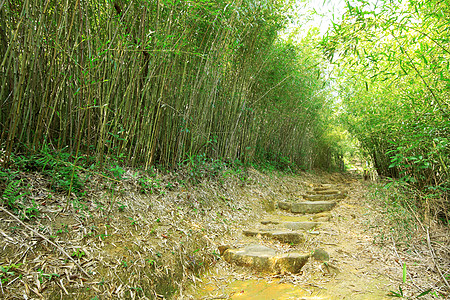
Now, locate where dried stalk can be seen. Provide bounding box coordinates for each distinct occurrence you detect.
[0,206,91,279]
[426,227,450,290]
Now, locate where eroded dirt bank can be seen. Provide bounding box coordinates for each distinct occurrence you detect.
[0,169,448,299]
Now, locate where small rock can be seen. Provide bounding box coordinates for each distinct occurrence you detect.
[312,248,329,261]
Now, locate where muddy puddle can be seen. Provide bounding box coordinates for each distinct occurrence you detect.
[188,260,393,300]
[193,276,310,299]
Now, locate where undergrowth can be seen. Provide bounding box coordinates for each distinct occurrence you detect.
[176,154,248,185]
[0,144,312,225]
[366,180,419,247]
[0,148,254,220]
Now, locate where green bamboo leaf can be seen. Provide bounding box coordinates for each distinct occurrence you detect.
[416,289,432,297]
[383,182,393,189]
[402,263,406,283]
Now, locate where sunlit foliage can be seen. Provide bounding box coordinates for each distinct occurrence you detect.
[322,0,449,218]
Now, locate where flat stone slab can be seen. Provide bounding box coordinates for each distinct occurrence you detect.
[283,221,320,231]
[271,231,305,244]
[243,229,305,244]
[221,244,309,274]
[291,201,336,214]
[302,193,346,201]
[261,220,280,225]
[315,217,330,222]
[260,220,320,231]
[243,229,272,236]
[314,185,333,191]
[315,189,340,195]
[306,189,339,195]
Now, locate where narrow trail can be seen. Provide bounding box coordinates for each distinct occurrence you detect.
[185,177,398,299]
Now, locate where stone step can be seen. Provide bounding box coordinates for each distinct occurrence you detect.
[313,187,329,192]
[302,193,346,201]
[283,221,320,231]
[243,229,305,244]
[291,201,336,214]
[260,220,321,231]
[313,185,333,191]
[278,200,337,214]
[261,220,280,225]
[312,212,332,222]
[219,244,309,274]
[315,189,340,195]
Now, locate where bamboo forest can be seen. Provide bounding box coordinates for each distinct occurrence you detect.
[0,0,448,299]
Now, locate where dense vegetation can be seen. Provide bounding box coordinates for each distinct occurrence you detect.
[0,0,340,174]
[0,1,449,298]
[1,0,447,221]
[322,0,449,220]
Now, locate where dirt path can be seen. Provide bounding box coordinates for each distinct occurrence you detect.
[182,177,420,299]
[1,170,445,299]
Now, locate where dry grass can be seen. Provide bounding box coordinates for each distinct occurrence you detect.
[363,181,450,298]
